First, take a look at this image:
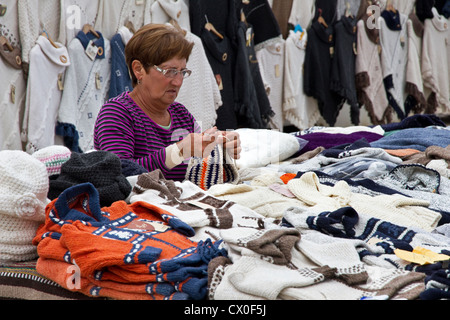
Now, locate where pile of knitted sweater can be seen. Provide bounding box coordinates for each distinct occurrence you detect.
[202,114,450,300]
[3,114,450,300]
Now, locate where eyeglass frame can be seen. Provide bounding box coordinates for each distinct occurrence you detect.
[152,64,192,79]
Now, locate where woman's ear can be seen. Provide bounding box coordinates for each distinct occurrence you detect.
[131,60,145,81]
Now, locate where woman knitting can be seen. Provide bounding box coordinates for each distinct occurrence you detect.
[94,24,241,182]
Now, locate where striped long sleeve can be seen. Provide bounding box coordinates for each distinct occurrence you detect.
[94,92,200,181]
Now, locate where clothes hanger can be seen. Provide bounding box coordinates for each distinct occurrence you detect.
[41,29,59,48]
[125,20,136,34]
[204,15,224,39]
[82,23,100,38]
[169,19,187,36]
[0,35,14,52]
[386,0,397,13]
[345,1,354,18]
[317,9,329,28]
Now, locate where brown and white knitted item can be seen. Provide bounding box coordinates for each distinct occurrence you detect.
[129,169,271,238]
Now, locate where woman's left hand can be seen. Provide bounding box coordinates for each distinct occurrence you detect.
[219,131,241,160]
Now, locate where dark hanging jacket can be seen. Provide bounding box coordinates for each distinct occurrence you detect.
[331,15,360,125]
[303,20,343,127]
[233,19,273,129]
[189,0,239,130]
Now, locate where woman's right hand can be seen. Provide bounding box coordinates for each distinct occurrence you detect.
[177,127,221,159]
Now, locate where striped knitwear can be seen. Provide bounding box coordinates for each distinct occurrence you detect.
[32,145,72,177]
[93,92,201,182]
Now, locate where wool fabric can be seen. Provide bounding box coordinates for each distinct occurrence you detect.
[32,145,72,177]
[0,0,25,151]
[0,150,49,264]
[33,182,226,300]
[48,150,131,206]
[185,144,239,191]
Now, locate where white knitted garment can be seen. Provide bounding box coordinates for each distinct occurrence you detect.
[18,0,61,66]
[379,13,409,118]
[288,0,315,30]
[176,31,221,130]
[21,35,71,154]
[355,19,389,123]
[234,128,300,169]
[57,34,111,152]
[255,37,285,131]
[283,30,320,129]
[59,0,100,46]
[0,0,25,151]
[0,150,49,264]
[392,0,415,15]
[95,0,145,40]
[287,172,442,232]
[149,0,190,31]
[422,8,450,112]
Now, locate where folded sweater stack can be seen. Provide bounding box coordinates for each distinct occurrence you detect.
[32,182,226,300]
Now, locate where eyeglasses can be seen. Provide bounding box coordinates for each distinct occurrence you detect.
[153,65,192,79]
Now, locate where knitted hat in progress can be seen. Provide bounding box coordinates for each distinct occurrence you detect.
[32,145,72,177]
[186,144,240,191]
[48,151,132,207]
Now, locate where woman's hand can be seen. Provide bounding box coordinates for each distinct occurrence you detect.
[218,130,241,160]
[177,127,221,159]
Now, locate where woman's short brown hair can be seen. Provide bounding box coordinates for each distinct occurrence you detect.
[125,23,194,87]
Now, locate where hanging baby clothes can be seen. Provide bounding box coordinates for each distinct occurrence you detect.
[0,0,26,151]
[17,0,61,77]
[379,9,409,121]
[422,7,450,113]
[56,30,111,153]
[21,35,71,154]
[283,30,320,130]
[108,26,133,100]
[355,13,390,125]
[176,31,222,131]
[404,13,427,115]
[59,0,99,46]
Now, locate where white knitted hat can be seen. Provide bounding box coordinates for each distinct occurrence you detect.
[0,150,49,222]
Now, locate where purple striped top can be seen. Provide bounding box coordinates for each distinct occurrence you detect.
[94,92,201,181]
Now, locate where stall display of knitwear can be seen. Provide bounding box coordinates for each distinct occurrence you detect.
[2,0,450,304]
[1,114,450,301]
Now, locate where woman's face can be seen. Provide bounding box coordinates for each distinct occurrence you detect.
[140,56,187,108]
